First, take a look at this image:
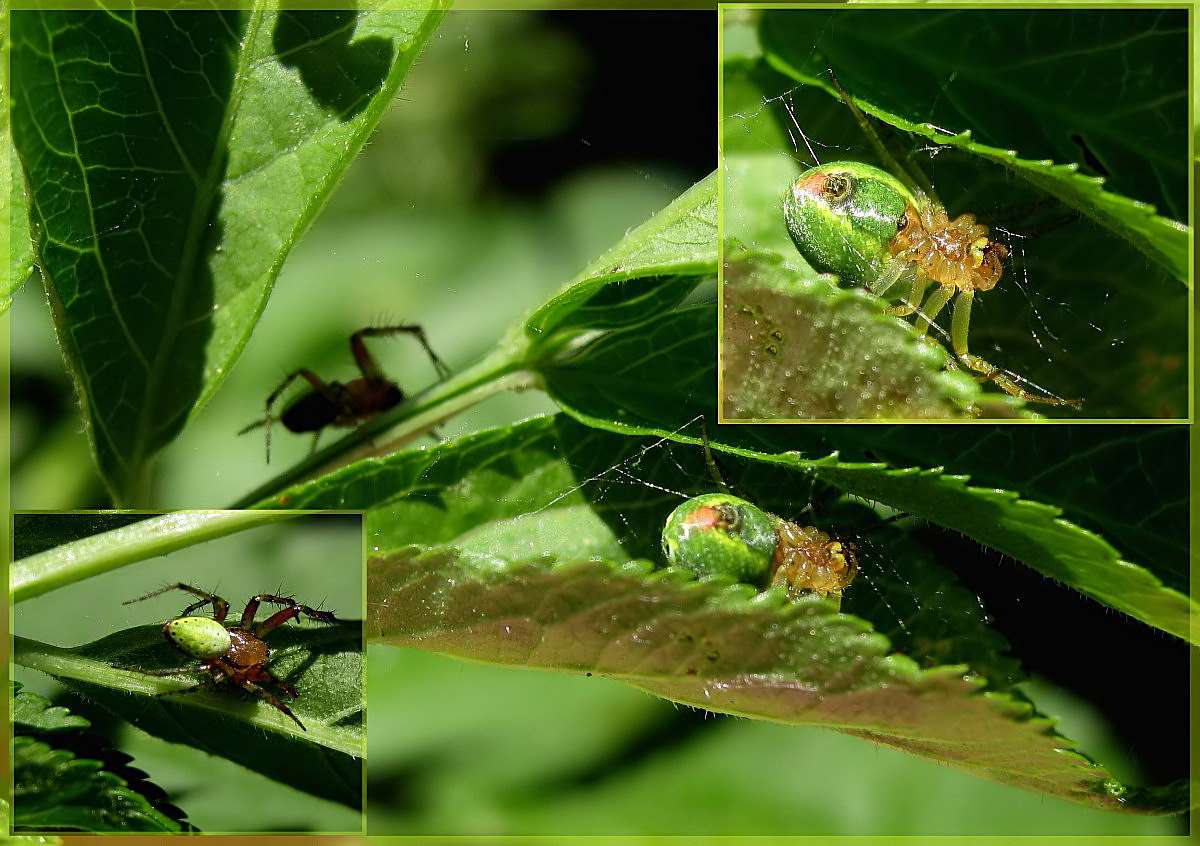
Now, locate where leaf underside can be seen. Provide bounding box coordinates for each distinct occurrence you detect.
[369,547,1184,816]
[253,412,1190,816]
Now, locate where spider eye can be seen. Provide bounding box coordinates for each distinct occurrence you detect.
[661,493,776,584]
[820,174,851,205]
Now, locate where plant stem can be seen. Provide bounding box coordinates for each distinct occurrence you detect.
[11,512,295,602]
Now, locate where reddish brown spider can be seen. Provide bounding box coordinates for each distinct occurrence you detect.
[124,583,338,731]
[239,324,450,462]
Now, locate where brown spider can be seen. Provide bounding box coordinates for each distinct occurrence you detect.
[239,324,450,462]
[124,583,337,731]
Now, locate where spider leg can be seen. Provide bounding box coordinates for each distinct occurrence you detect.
[123,583,229,623]
[242,593,337,634]
[949,290,1082,407]
[235,677,306,730]
[239,368,330,463]
[697,417,758,503]
[243,664,298,698]
[868,257,910,299]
[698,418,728,492]
[908,284,954,337]
[351,325,451,385]
[148,667,308,731]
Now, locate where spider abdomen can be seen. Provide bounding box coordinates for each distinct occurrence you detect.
[162,616,232,661]
[662,493,857,603]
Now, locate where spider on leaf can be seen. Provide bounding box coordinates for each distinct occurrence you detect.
[660,421,857,604]
[782,72,1081,410]
[240,324,451,462]
[123,583,338,731]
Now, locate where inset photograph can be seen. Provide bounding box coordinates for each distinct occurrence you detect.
[721,7,1188,420]
[11,512,364,835]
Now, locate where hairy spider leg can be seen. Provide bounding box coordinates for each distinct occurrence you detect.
[141,661,307,730]
[903,284,1081,406]
[230,673,305,729]
[249,368,336,463]
[871,259,1081,407]
[698,418,728,492]
[948,290,1081,406]
[123,583,230,623]
[239,593,338,635]
[698,417,822,518]
[350,324,452,385]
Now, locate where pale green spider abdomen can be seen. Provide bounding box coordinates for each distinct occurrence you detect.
[163,616,232,661]
[783,161,915,286]
[661,492,776,584]
[663,492,859,601]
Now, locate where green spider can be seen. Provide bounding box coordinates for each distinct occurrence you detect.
[123,583,337,731]
[657,423,857,603]
[662,491,857,601]
[782,75,1081,408]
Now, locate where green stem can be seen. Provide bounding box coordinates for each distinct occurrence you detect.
[14,635,155,692]
[11,511,296,602]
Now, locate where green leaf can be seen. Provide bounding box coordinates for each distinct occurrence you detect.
[13,683,90,733]
[796,459,1193,644]
[760,7,1188,228]
[526,171,718,338]
[14,736,185,833]
[252,413,1188,814]
[11,510,295,603]
[10,7,447,504]
[6,83,32,314]
[15,622,363,809]
[542,304,718,433]
[722,249,987,418]
[13,684,188,833]
[770,424,1192,596]
[3,796,65,843]
[723,9,1188,419]
[668,422,1194,645]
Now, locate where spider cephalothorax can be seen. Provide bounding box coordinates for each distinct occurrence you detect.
[124,583,337,731]
[889,202,1008,293]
